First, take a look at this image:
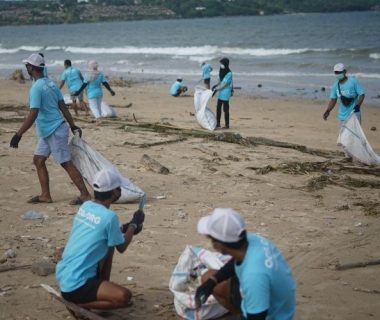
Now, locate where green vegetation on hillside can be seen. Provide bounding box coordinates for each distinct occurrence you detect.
[0,0,379,26]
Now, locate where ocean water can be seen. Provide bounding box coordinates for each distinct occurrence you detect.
[0,11,379,102]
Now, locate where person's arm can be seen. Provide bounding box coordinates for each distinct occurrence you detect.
[10,108,39,148]
[73,82,88,96]
[79,72,84,82]
[102,81,115,96]
[116,224,135,253]
[117,209,145,253]
[58,100,82,136]
[323,98,337,120]
[59,80,65,90]
[357,94,365,107]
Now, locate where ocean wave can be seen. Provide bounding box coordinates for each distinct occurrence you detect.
[0,45,360,57]
[369,53,380,59]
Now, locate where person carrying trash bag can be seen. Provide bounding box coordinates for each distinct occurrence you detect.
[9,53,91,206]
[323,63,365,124]
[56,168,145,310]
[195,208,296,320]
[212,58,233,129]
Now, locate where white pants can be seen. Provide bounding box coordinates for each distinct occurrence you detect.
[88,97,102,119]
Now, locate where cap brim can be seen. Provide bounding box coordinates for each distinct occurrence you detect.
[22,59,30,64]
[197,216,211,235]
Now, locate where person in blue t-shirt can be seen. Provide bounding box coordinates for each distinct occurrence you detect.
[195,208,296,320]
[59,59,89,116]
[323,63,365,124]
[201,62,213,89]
[9,53,91,206]
[170,77,188,97]
[56,168,145,311]
[212,58,234,129]
[74,60,115,125]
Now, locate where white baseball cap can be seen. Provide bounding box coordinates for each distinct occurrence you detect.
[333,63,345,72]
[197,208,246,243]
[92,168,121,192]
[22,53,45,67]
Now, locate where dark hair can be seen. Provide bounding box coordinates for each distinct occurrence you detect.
[64,59,72,67]
[94,190,114,201]
[211,230,248,249]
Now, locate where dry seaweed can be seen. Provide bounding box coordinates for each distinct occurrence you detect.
[352,201,380,216]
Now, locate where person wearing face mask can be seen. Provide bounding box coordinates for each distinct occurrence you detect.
[212,58,233,129]
[323,63,365,124]
[56,168,145,312]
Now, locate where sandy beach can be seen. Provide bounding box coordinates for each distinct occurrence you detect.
[0,78,379,320]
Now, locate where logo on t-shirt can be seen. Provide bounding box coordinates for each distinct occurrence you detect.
[76,207,101,227]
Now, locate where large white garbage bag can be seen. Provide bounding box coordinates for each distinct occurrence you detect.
[69,135,145,205]
[337,113,380,165]
[194,86,217,131]
[101,101,117,118]
[169,245,229,320]
[63,94,72,105]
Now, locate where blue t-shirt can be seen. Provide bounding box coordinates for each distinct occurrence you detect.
[84,73,106,99]
[217,71,233,101]
[170,81,183,96]
[29,78,64,138]
[330,77,364,121]
[61,67,83,93]
[43,66,48,78]
[235,233,296,320]
[56,201,125,293]
[202,63,212,80]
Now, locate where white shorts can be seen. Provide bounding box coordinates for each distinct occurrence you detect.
[88,97,102,119]
[34,122,71,164]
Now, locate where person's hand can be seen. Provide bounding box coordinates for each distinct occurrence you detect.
[73,91,79,96]
[130,209,145,225]
[211,85,217,91]
[10,133,22,148]
[71,125,82,137]
[212,90,218,97]
[110,89,115,96]
[121,222,143,235]
[323,110,330,121]
[194,278,217,308]
[354,105,361,112]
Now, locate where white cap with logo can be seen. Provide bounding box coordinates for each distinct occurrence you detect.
[92,168,121,192]
[333,63,345,72]
[22,53,45,67]
[197,208,246,243]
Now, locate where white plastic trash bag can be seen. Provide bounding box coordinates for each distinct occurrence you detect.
[169,245,229,320]
[63,94,72,106]
[337,113,380,165]
[101,101,117,118]
[69,135,145,205]
[194,86,217,131]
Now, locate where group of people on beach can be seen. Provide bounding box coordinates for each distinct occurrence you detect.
[171,57,234,129]
[8,51,367,320]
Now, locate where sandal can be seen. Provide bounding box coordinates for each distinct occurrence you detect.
[27,196,53,204]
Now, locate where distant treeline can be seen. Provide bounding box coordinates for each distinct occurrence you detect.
[0,0,379,25]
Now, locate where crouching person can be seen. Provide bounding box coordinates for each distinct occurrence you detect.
[195,208,296,320]
[56,168,145,310]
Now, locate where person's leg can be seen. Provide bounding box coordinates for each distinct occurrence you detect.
[32,155,53,202]
[61,161,91,203]
[204,79,210,89]
[216,99,223,128]
[71,96,79,116]
[201,270,241,315]
[223,100,230,128]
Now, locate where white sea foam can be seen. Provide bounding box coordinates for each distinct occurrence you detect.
[369,53,380,59]
[19,46,44,52]
[45,46,63,51]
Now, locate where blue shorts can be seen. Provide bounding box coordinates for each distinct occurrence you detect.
[34,122,71,164]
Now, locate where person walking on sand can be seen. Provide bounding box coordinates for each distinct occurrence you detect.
[56,168,145,311]
[212,58,233,129]
[74,60,115,125]
[170,77,188,97]
[59,59,89,116]
[195,208,296,320]
[9,53,91,205]
[201,62,213,89]
[323,63,365,124]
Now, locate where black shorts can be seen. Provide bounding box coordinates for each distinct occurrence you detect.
[230,275,242,309]
[61,277,102,304]
[204,78,210,85]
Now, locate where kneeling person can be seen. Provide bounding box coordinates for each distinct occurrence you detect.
[170,77,188,97]
[195,208,296,320]
[56,168,145,310]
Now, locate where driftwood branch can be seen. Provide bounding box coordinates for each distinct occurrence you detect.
[353,287,380,294]
[0,264,31,273]
[41,284,106,320]
[124,137,187,148]
[141,154,170,174]
[335,258,380,271]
